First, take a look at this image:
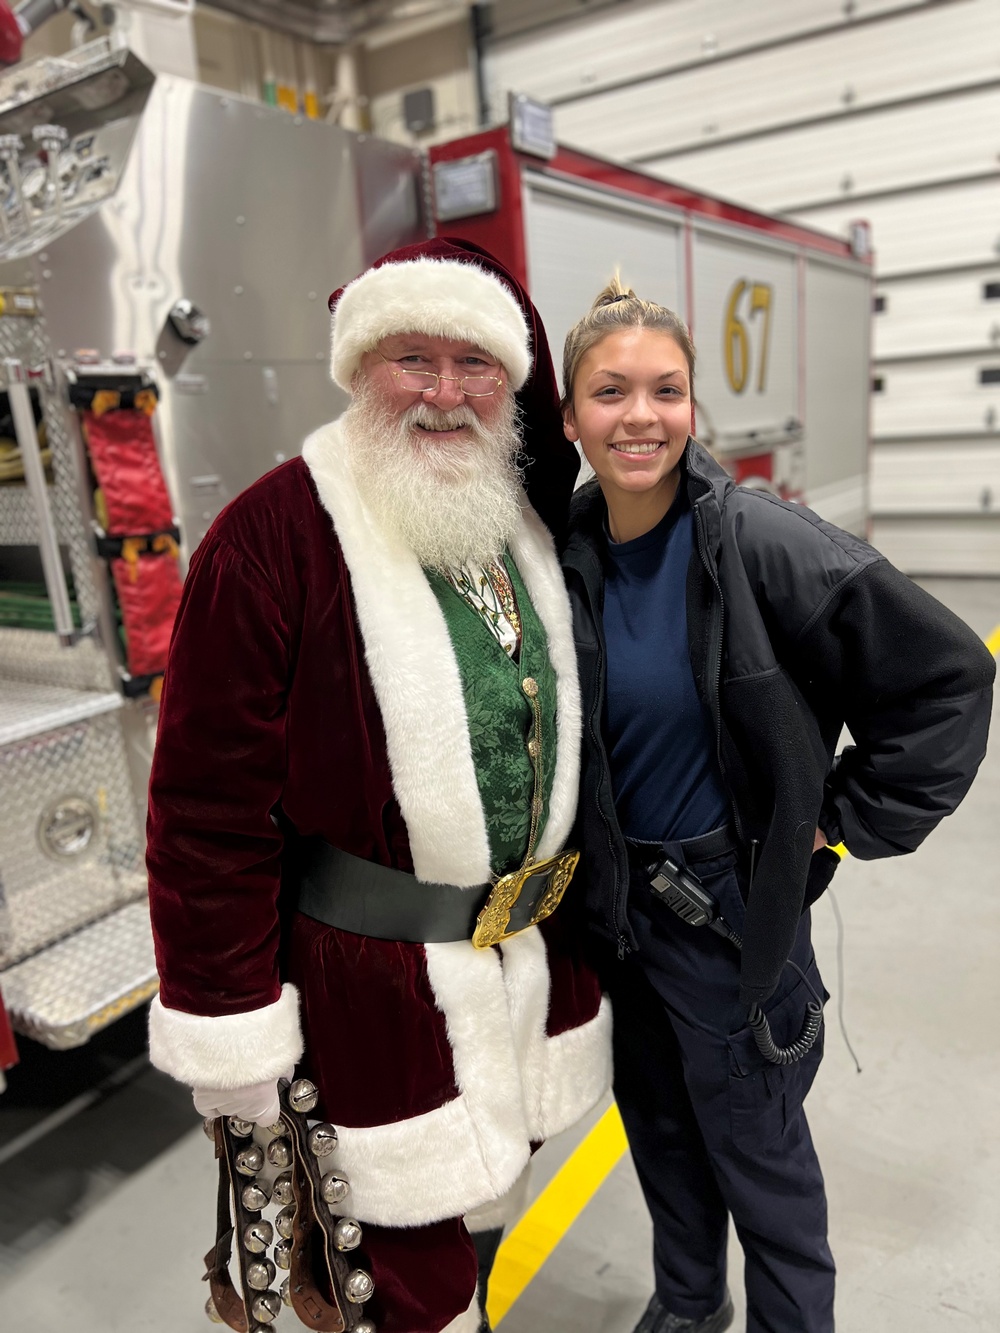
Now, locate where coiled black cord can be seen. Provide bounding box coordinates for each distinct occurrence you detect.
[722,924,824,1066]
[747,1000,824,1065]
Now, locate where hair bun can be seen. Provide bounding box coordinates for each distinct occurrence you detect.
[591,276,636,311]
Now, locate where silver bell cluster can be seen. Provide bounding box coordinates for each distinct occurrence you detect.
[205,1076,371,1328]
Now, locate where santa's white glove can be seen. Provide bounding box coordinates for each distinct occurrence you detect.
[193,1067,295,1126]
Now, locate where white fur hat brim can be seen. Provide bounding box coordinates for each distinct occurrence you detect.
[330,257,532,392]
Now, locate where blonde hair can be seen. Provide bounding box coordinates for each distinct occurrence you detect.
[561,274,695,409]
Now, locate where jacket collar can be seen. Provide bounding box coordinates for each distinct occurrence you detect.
[564,438,733,565]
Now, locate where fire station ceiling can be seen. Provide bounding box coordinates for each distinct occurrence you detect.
[204,0,471,43]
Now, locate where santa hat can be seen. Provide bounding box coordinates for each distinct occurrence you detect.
[329,254,532,392]
[328,238,578,545]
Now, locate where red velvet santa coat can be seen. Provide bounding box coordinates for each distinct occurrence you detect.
[146,419,611,1229]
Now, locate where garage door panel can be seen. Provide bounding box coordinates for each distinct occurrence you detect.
[788,181,1000,275]
[552,0,998,163]
[873,273,1000,358]
[872,514,1000,574]
[487,0,935,112]
[872,358,1000,436]
[872,442,1000,512]
[640,88,1000,212]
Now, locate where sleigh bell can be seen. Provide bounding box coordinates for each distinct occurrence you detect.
[227,1116,254,1138]
[251,1290,283,1325]
[320,1170,350,1205]
[236,1144,265,1176]
[266,1137,293,1169]
[308,1123,338,1157]
[243,1219,274,1254]
[273,1238,293,1270]
[274,1204,296,1240]
[241,1180,271,1212]
[344,1269,375,1304]
[271,1171,294,1206]
[288,1078,319,1114]
[280,1278,292,1307]
[205,1295,224,1324]
[333,1218,362,1252]
[247,1258,277,1291]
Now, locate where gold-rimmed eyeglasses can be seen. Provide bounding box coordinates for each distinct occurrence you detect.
[379,355,504,398]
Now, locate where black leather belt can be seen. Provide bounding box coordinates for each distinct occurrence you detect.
[292,837,579,947]
[627,824,737,875]
[675,825,738,863]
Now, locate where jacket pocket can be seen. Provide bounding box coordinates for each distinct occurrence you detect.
[803,844,841,911]
[727,964,829,1154]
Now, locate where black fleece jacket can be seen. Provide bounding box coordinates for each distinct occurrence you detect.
[562,441,996,1005]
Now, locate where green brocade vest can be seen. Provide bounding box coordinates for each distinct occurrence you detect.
[427,555,558,877]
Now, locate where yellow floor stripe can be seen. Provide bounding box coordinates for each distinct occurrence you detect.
[487,1103,629,1326]
[488,617,1000,1326]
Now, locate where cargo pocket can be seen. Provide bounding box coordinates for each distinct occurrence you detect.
[727,965,829,1154]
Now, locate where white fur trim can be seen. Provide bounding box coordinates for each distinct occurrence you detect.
[506,499,582,860]
[303,420,491,886]
[532,996,613,1142]
[328,933,610,1228]
[332,941,529,1226]
[331,257,531,392]
[147,984,302,1088]
[499,931,613,1143]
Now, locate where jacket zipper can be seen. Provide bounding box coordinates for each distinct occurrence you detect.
[574,558,631,958]
[587,673,630,959]
[694,502,747,848]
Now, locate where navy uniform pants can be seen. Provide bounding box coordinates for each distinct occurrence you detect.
[605,841,836,1333]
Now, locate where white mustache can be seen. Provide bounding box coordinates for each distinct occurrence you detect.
[405,403,478,432]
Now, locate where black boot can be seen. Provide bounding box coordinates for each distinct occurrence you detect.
[472,1225,504,1333]
[632,1290,735,1333]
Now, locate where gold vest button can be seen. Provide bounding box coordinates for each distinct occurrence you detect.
[521,676,539,698]
[527,737,540,760]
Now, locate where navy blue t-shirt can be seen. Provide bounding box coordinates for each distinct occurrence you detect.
[603,489,729,843]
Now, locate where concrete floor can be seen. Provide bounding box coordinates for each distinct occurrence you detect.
[0,578,997,1332]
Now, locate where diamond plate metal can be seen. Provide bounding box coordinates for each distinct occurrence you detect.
[0,677,120,745]
[0,708,145,967]
[0,628,113,690]
[0,899,156,1048]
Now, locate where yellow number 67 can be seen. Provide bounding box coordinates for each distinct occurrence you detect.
[724,280,773,394]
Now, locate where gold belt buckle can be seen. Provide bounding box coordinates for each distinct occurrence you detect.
[471,849,581,949]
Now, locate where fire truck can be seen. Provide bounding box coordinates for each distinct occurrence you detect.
[0,37,872,1081]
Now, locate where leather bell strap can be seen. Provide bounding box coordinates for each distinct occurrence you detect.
[204,1083,374,1332]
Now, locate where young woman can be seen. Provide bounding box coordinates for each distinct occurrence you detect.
[560,280,995,1333]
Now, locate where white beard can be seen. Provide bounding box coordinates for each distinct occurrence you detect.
[341,382,525,570]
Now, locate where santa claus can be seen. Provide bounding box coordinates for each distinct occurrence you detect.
[145,238,612,1333]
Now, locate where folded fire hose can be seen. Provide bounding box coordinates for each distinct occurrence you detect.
[76,387,182,689]
[204,1078,376,1333]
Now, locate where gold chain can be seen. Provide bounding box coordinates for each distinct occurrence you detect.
[520,678,544,870]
